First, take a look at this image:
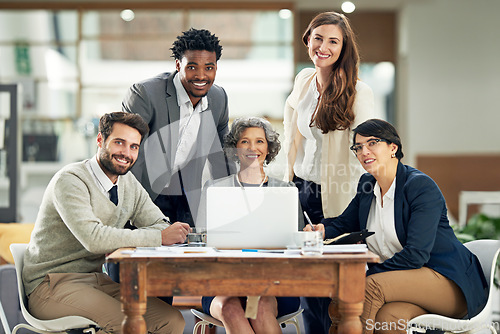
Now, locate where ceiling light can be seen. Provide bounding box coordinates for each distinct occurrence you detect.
[279,9,292,20]
[120,9,135,22]
[341,1,356,13]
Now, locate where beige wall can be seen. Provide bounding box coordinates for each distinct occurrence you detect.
[397,0,500,165]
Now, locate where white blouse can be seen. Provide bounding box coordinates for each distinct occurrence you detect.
[365,178,403,262]
[293,76,323,184]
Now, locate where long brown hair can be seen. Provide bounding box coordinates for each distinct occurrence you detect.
[302,12,359,134]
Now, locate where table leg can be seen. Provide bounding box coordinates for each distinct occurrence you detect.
[329,297,340,333]
[331,262,366,334]
[120,261,147,334]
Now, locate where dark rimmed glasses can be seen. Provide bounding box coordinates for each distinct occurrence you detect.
[350,138,389,155]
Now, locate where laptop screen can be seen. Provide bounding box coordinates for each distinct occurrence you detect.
[206,187,299,249]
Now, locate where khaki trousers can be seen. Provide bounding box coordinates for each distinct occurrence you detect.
[362,267,467,334]
[28,273,185,334]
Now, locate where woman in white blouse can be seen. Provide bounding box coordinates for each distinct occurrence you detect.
[284,14,374,330]
[283,11,374,226]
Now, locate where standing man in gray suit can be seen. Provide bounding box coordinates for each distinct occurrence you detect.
[122,28,236,227]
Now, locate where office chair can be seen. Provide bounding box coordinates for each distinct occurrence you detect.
[191,308,304,334]
[1,299,11,334]
[407,239,500,334]
[9,243,99,334]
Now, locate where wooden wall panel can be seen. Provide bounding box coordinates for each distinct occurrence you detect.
[416,155,500,221]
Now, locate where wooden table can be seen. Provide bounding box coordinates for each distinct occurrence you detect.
[107,249,379,334]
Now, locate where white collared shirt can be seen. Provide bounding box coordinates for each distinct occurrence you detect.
[172,73,207,171]
[366,177,403,262]
[85,155,118,200]
[294,75,323,184]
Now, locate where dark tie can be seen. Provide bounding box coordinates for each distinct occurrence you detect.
[109,185,118,205]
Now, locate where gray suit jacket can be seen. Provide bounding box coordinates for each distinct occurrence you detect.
[122,72,236,221]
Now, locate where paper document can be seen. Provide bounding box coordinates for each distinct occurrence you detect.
[121,246,218,257]
[322,244,368,253]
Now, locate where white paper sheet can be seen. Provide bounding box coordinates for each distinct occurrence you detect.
[322,244,368,253]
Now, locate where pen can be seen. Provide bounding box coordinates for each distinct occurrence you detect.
[303,211,315,231]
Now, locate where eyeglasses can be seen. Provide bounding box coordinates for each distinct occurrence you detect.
[350,138,388,155]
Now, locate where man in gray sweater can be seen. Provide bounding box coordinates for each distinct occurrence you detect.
[23,112,190,333]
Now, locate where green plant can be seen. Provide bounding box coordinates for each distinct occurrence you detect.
[453,213,500,288]
[454,213,500,243]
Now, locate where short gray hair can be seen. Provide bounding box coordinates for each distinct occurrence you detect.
[224,117,281,165]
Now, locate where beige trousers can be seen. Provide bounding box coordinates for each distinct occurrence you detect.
[362,267,467,334]
[28,272,185,334]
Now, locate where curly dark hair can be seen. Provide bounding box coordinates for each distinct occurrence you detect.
[170,28,223,61]
[224,117,281,166]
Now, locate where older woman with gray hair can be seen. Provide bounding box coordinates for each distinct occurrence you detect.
[223,116,281,171]
[201,117,301,334]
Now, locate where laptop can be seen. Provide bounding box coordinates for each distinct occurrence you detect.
[206,187,299,249]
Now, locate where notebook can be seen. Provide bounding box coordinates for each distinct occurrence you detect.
[206,187,299,249]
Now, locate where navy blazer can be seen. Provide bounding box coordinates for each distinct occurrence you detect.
[322,162,488,318]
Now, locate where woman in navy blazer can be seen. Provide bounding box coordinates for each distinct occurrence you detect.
[302,119,488,334]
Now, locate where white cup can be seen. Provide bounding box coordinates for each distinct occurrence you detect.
[295,231,323,256]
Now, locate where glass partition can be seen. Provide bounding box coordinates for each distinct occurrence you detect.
[0,84,19,222]
[0,7,295,222]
